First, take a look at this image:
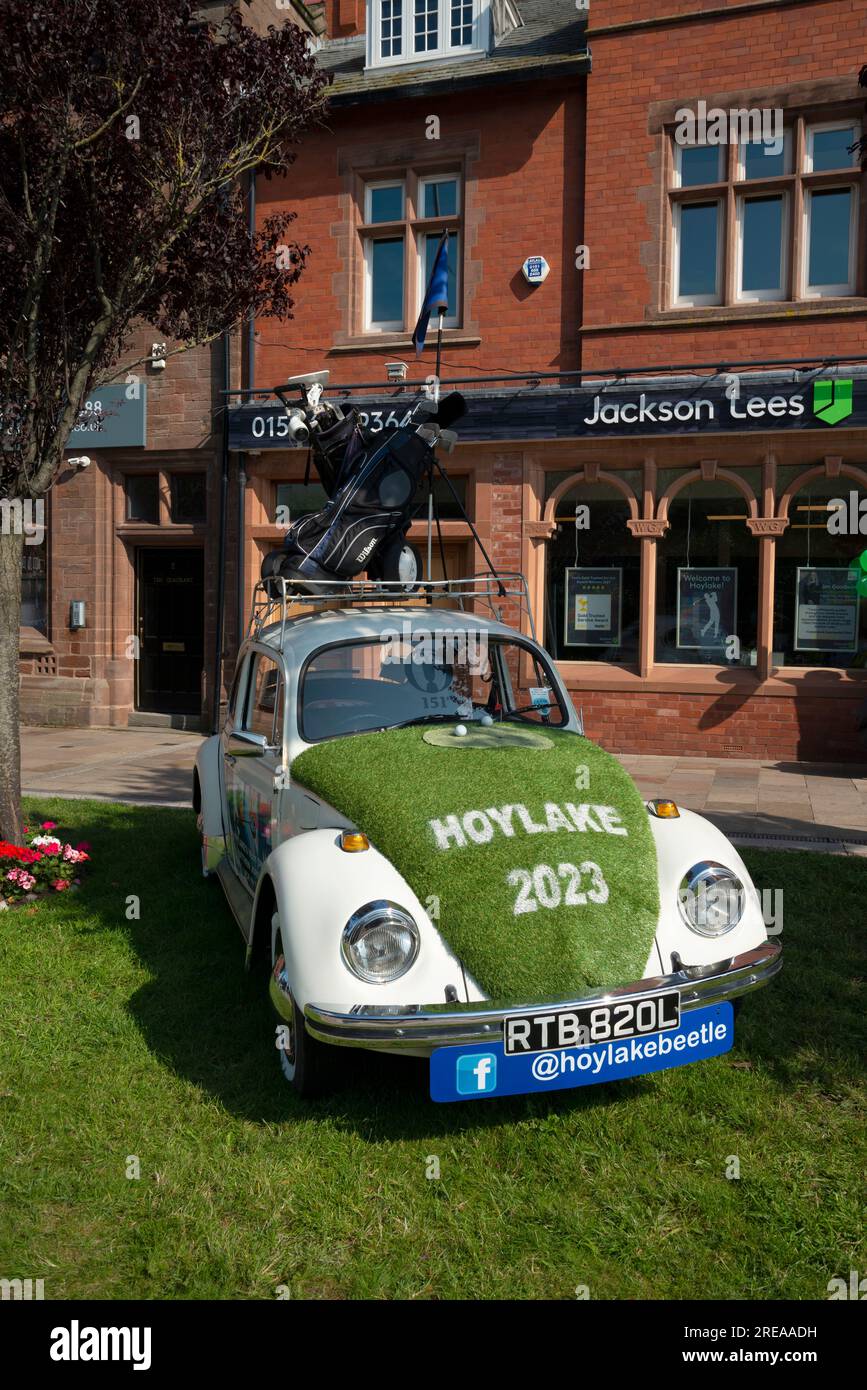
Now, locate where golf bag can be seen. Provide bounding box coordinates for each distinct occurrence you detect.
[261,391,466,595]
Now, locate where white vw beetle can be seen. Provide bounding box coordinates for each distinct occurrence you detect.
[194,575,781,1100]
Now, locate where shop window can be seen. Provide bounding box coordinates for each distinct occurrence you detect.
[426,474,469,519]
[125,474,159,524]
[170,473,206,524]
[275,475,467,525]
[772,476,867,670]
[655,480,758,667]
[545,482,640,667]
[275,482,329,526]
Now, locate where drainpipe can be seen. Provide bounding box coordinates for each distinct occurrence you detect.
[239,169,256,647]
[212,330,231,734]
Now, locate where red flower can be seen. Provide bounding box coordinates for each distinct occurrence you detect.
[41,821,57,831]
[0,843,42,864]
[75,842,91,852]
[52,879,69,892]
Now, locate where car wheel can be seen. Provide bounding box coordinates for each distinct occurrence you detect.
[270,912,332,1099]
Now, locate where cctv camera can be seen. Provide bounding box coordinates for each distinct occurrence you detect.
[67,456,92,470]
[286,413,311,447]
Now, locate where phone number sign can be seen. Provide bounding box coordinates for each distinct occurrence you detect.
[229,403,416,450]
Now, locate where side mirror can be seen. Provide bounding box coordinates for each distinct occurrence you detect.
[227,730,271,757]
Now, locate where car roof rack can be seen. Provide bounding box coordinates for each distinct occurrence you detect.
[247,573,538,648]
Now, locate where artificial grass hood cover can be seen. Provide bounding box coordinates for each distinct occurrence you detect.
[291,724,660,1002]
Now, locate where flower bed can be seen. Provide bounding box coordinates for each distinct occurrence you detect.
[0,821,90,910]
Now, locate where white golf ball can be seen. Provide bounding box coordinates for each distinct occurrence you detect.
[480,713,493,727]
[454,724,468,737]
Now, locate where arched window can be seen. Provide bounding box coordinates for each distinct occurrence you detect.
[545,480,640,666]
[774,471,867,670]
[656,477,758,666]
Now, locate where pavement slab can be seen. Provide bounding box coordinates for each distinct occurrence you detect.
[16,726,867,850]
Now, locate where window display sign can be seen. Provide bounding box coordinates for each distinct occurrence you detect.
[794,567,860,653]
[564,567,622,647]
[676,568,738,650]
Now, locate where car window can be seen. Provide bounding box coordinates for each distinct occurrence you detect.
[300,637,566,742]
[245,653,283,745]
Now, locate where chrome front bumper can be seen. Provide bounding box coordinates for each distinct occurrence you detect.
[303,942,782,1052]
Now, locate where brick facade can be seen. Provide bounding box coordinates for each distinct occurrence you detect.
[22,0,867,764]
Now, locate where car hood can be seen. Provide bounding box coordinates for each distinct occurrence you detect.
[292,723,660,1002]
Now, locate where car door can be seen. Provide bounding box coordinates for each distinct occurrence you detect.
[222,647,286,893]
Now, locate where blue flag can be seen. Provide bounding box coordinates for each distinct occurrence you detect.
[412,231,449,356]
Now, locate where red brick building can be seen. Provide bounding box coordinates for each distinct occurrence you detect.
[568,0,867,760]
[24,0,867,762]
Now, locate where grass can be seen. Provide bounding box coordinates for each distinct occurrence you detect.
[0,796,864,1300]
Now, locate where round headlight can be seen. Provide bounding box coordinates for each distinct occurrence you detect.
[341,901,420,983]
[677,862,745,937]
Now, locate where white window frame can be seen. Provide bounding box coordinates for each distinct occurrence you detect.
[804,119,860,174]
[366,0,488,70]
[736,191,789,303]
[672,140,723,189]
[417,172,461,219]
[416,229,461,328]
[673,199,723,306]
[364,178,405,225]
[364,235,406,332]
[736,128,792,181]
[802,184,858,298]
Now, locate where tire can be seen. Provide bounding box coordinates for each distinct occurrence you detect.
[270,911,332,1099]
[370,538,422,590]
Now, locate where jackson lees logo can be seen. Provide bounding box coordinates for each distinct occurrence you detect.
[581,380,853,430]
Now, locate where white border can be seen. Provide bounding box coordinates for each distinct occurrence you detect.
[676,567,738,651]
[793,565,860,653]
[563,567,624,648]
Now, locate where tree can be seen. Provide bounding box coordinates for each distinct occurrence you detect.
[0,0,329,841]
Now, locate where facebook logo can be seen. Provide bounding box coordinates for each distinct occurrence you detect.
[456,1053,497,1095]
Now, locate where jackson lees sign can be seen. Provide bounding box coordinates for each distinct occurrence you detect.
[227,377,862,449]
[581,377,857,432]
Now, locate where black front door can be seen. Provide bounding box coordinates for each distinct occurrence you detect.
[137,548,204,714]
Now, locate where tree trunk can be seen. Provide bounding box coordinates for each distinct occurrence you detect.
[0,525,24,844]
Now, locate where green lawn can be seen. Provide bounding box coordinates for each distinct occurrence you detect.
[0,797,864,1300]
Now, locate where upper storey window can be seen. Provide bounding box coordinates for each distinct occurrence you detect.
[669,114,863,308]
[367,0,489,68]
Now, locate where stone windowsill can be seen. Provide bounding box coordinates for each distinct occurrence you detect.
[19,626,53,656]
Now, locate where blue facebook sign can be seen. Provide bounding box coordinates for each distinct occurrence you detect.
[430,1004,734,1102]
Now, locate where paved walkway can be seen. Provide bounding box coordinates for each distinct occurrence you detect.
[21,726,200,807]
[19,726,867,852]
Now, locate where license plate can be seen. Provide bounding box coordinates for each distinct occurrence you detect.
[503,989,681,1056]
[430,1002,732,1102]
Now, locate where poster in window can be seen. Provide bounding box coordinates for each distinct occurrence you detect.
[564,567,623,647]
[676,568,738,650]
[794,567,860,652]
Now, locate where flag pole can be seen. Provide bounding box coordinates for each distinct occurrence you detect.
[428,311,444,582]
[435,308,444,384]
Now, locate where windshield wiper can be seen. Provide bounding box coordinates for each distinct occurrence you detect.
[390,713,466,730]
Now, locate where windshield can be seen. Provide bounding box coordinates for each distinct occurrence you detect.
[300,632,568,742]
